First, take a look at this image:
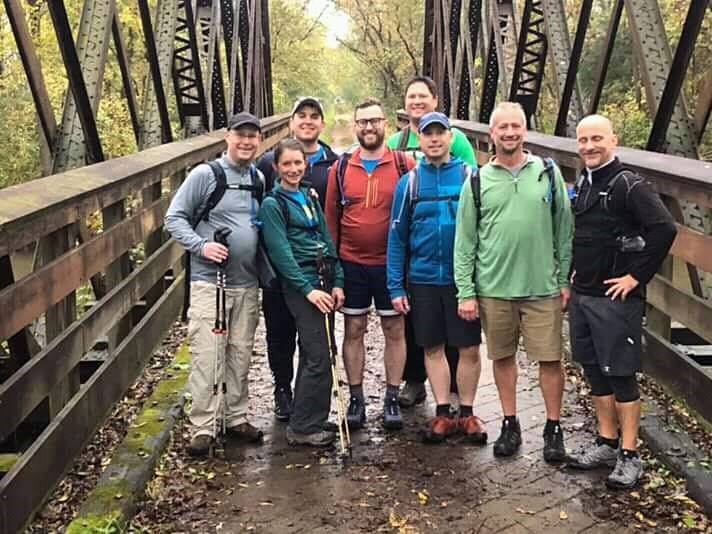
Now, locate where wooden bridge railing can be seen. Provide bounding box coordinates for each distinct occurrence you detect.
[453,118,712,422]
[0,113,290,534]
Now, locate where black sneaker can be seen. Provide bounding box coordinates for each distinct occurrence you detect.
[274,387,292,422]
[347,396,366,430]
[543,424,566,463]
[493,418,522,457]
[383,396,403,430]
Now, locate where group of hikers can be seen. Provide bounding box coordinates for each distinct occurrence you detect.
[165,75,677,490]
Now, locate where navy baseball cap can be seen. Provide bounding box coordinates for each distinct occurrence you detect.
[418,111,450,132]
[227,111,261,131]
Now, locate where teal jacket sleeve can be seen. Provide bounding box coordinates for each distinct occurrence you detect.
[258,198,314,296]
[386,176,411,299]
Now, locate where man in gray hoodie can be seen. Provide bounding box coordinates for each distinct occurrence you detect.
[165,112,265,456]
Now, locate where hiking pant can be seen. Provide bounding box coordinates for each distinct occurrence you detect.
[188,281,259,437]
[262,288,297,390]
[403,314,459,392]
[283,287,333,434]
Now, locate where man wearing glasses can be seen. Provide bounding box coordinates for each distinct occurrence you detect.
[325,98,415,431]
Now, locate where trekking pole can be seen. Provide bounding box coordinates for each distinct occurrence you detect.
[210,227,231,455]
[316,248,351,458]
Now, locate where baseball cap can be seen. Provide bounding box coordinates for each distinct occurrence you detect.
[227,111,261,131]
[418,112,450,132]
[291,96,324,118]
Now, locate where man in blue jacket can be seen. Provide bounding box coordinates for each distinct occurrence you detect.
[256,97,339,422]
[387,112,485,444]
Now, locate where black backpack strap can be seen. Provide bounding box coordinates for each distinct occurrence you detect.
[602,169,641,213]
[335,153,352,210]
[194,161,228,227]
[249,164,264,204]
[397,126,411,151]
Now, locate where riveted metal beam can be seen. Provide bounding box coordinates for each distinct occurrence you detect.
[541,0,583,136]
[48,0,111,169]
[4,0,56,148]
[196,1,227,128]
[423,0,435,76]
[588,0,623,114]
[138,0,175,148]
[262,0,274,116]
[222,0,243,114]
[111,15,141,146]
[509,0,548,126]
[695,74,712,144]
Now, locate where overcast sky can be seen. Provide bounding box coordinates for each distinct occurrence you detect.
[307,0,349,47]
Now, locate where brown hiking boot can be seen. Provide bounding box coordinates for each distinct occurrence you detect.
[187,434,213,457]
[226,422,264,443]
[458,415,488,445]
[423,415,458,444]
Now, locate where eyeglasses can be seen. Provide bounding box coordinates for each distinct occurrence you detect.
[355,117,385,128]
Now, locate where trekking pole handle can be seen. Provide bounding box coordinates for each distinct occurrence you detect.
[213,227,232,267]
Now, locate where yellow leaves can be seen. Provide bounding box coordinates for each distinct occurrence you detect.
[417,490,429,506]
[635,511,658,528]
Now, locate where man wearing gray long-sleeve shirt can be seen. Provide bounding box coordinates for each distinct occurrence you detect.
[165,112,266,456]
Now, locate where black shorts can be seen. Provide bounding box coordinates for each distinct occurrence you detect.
[569,290,644,376]
[341,260,396,316]
[408,283,482,349]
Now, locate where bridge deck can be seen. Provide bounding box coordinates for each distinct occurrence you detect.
[132,315,637,533]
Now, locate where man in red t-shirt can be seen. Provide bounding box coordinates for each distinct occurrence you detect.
[325,98,415,431]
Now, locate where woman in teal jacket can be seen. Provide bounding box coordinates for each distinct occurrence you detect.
[259,139,344,447]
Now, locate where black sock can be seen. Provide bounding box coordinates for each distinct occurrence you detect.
[459,405,473,417]
[350,384,364,400]
[504,415,517,425]
[436,404,451,417]
[597,436,620,449]
[544,419,561,432]
[385,384,399,399]
[621,448,639,459]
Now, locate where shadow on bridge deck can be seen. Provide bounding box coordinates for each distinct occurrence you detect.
[132,314,638,533]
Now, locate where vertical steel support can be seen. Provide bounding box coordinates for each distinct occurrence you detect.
[541,0,584,136]
[48,0,111,169]
[454,0,483,119]
[490,0,518,99]
[196,0,227,128]
[111,16,141,146]
[4,0,56,148]
[588,0,623,114]
[138,0,176,148]
[479,30,500,123]
[173,0,209,136]
[646,0,708,153]
[694,74,712,144]
[423,0,435,76]
[625,0,710,301]
[261,0,274,116]
[222,0,243,115]
[554,0,592,137]
[509,0,548,127]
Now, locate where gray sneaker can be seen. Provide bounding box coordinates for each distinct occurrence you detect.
[606,452,643,489]
[285,426,336,447]
[399,382,426,408]
[568,438,618,470]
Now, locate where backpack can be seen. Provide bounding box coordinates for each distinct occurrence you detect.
[470,157,557,219]
[268,188,321,232]
[333,150,410,249]
[571,168,639,214]
[397,126,411,151]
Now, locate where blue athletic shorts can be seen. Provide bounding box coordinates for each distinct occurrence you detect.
[341,260,397,316]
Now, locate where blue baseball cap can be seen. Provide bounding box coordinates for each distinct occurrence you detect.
[418,111,450,132]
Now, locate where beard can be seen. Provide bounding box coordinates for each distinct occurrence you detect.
[357,130,385,150]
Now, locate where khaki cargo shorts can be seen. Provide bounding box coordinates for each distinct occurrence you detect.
[479,296,562,361]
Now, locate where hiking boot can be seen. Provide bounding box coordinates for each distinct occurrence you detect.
[322,421,339,432]
[543,424,567,464]
[493,418,522,457]
[458,415,488,445]
[187,434,213,457]
[274,387,292,422]
[226,422,264,443]
[399,382,426,408]
[383,396,404,430]
[423,415,458,444]
[606,452,643,489]
[285,426,336,447]
[347,396,366,430]
[568,438,618,470]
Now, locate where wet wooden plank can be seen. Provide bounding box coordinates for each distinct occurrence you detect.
[0,197,171,341]
[647,275,712,344]
[0,240,183,441]
[0,272,184,534]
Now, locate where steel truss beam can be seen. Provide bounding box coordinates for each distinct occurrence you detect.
[509,0,547,126]
[541,0,583,136]
[196,1,227,129]
[588,0,623,114]
[138,0,175,148]
[48,0,112,170]
[173,0,209,137]
[111,15,141,146]
[624,0,710,299]
[222,0,244,115]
